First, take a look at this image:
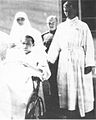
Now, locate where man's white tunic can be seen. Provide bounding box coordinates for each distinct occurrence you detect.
[48,17,95,117]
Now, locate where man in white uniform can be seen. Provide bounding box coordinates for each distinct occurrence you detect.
[48,0,95,118]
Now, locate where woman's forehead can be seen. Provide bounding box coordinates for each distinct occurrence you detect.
[15,12,27,19]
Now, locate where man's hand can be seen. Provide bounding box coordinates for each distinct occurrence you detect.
[84,66,92,74]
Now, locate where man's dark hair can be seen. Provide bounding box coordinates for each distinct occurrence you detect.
[25,35,35,45]
[63,0,78,10]
[63,0,79,16]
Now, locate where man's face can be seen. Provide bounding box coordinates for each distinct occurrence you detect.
[23,37,33,53]
[48,19,57,31]
[17,17,25,25]
[63,1,73,17]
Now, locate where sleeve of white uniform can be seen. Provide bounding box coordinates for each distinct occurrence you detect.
[34,30,46,51]
[47,28,61,64]
[37,49,51,80]
[85,25,95,67]
[0,81,11,119]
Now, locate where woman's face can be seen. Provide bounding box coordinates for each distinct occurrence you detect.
[17,17,25,25]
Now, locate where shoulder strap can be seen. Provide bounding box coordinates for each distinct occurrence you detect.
[41,31,49,39]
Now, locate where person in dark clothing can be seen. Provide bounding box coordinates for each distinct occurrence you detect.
[42,15,58,53]
[42,15,59,118]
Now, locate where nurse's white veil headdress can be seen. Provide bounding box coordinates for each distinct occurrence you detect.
[10,11,32,45]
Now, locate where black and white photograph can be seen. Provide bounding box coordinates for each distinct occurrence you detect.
[0,0,96,119]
